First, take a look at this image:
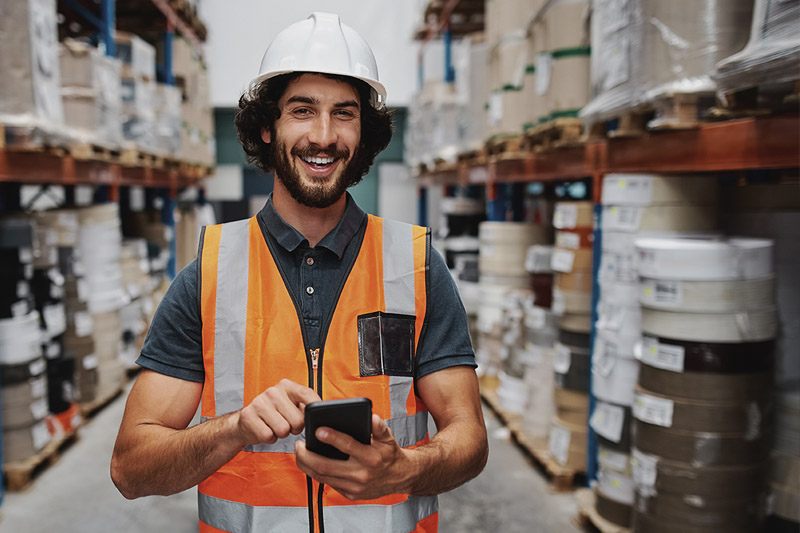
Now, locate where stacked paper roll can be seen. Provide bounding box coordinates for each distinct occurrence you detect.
[520,303,558,439]
[119,239,152,369]
[768,384,800,530]
[78,204,127,401]
[477,222,549,385]
[497,291,534,415]
[631,236,775,533]
[593,173,719,527]
[551,201,593,317]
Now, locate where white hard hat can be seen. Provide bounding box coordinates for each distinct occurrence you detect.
[250,12,387,108]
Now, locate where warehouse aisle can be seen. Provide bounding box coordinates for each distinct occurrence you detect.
[0,384,580,532]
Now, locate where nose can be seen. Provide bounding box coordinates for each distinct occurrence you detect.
[307,112,337,148]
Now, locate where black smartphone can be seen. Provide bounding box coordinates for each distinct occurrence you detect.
[304,397,372,460]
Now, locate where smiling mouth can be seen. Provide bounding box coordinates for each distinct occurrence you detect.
[299,154,339,170]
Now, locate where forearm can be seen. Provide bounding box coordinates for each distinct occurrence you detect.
[401,415,488,496]
[111,412,245,499]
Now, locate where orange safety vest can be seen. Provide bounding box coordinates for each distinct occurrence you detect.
[197,214,438,533]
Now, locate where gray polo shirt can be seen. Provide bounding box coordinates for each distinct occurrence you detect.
[136,193,475,384]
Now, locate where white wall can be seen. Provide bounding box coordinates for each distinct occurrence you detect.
[202,1,421,108]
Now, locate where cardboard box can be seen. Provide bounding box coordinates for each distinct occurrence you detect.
[115,31,156,81]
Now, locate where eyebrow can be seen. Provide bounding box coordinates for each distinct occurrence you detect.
[285,95,360,109]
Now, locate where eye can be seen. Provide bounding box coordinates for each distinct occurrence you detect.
[334,109,357,119]
[292,107,312,117]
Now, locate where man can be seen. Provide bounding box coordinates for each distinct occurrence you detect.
[111,12,487,533]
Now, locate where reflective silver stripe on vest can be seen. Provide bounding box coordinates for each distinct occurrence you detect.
[382,220,416,422]
[324,494,438,533]
[387,411,429,448]
[199,492,309,533]
[214,219,251,415]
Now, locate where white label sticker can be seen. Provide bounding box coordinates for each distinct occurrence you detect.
[549,424,571,465]
[77,278,89,302]
[30,397,49,420]
[598,303,625,331]
[554,204,579,229]
[488,91,503,126]
[599,448,630,472]
[553,343,572,374]
[551,249,576,273]
[639,336,685,373]
[17,280,30,298]
[604,206,643,232]
[43,303,67,338]
[536,52,553,96]
[528,306,547,330]
[74,311,94,337]
[28,358,46,377]
[632,448,658,491]
[46,342,60,358]
[590,402,626,443]
[11,299,29,317]
[82,354,99,370]
[642,279,682,306]
[19,247,33,264]
[551,289,565,316]
[32,421,51,451]
[30,376,47,398]
[592,351,615,378]
[556,231,581,250]
[633,392,674,427]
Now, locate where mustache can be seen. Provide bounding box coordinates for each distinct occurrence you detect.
[292,145,350,160]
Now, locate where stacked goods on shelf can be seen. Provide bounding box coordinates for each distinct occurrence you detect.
[0,219,51,462]
[171,36,215,166]
[525,0,590,129]
[118,239,151,369]
[581,0,754,131]
[59,39,123,148]
[154,84,183,157]
[715,0,800,108]
[476,221,548,390]
[0,0,64,130]
[519,245,556,439]
[175,205,202,273]
[77,204,127,402]
[548,200,593,471]
[115,32,158,153]
[496,291,534,415]
[31,210,83,434]
[591,173,719,527]
[122,208,172,283]
[631,237,776,533]
[769,384,800,531]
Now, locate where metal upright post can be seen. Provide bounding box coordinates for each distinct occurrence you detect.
[100,0,115,57]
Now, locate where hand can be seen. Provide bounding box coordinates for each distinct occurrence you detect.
[294,414,411,500]
[235,379,321,446]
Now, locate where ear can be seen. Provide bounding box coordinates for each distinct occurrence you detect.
[260,127,271,144]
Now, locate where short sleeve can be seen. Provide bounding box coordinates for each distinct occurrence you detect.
[136,259,205,382]
[415,246,477,380]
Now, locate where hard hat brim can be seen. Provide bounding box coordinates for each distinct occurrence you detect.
[248,70,387,109]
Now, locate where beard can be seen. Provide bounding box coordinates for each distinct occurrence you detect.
[271,138,365,209]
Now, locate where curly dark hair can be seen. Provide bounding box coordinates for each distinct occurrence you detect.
[234,72,393,180]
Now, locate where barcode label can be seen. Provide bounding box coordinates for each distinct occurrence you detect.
[590,402,626,443]
[633,392,674,427]
[639,336,685,373]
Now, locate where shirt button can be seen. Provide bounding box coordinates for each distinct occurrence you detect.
[306,257,314,266]
[306,286,314,295]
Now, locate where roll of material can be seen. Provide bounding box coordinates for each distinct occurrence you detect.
[602,205,717,233]
[552,287,592,315]
[480,247,534,276]
[596,488,633,526]
[591,400,634,449]
[639,365,772,403]
[599,280,640,307]
[771,453,800,491]
[599,446,633,475]
[0,356,46,386]
[593,356,640,406]
[554,342,590,393]
[557,405,588,426]
[641,307,779,343]
[633,385,770,436]
[635,237,774,281]
[633,492,767,533]
[558,312,592,334]
[633,420,769,466]
[549,415,588,469]
[558,328,590,349]
[632,447,769,499]
[639,335,774,375]
[640,276,775,312]
[1,385,48,428]
[554,386,589,413]
[33,209,80,247]
[598,470,636,507]
[553,201,593,230]
[479,221,550,246]
[601,174,719,206]
[597,301,642,338]
[523,346,556,439]
[497,371,530,415]
[555,269,593,292]
[555,228,593,250]
[1,420,51,463]
[551,247,593,273]
[0,311,43,365]
[479,273,531,290]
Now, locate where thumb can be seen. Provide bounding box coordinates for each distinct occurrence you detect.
[371,414,393,442]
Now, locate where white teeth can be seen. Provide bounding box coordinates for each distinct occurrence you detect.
[302,156,335,165]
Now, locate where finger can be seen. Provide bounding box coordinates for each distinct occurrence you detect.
[315,427,365,460]
[279,379,322,407]
[371,415,394,443]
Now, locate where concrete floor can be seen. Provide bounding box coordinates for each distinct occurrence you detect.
[0,384,581,532]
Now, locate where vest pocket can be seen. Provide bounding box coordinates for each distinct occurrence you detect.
[357,311,415,377]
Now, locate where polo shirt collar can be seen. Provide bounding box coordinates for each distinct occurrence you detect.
[259,192,366,259]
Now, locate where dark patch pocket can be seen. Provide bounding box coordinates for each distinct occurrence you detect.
[358,312,415,377]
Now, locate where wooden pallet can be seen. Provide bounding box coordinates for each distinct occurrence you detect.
[456,147,488,167]
[69,141,121,162]
[481,386,583,492]
[574,488,632,533]
[1,123,70,155]
[524,118,585,152]
[647,92,717,131]
[120,148,165,169]
[711,79,800,119]
[3,429,80,492]
[486,134,526,159]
